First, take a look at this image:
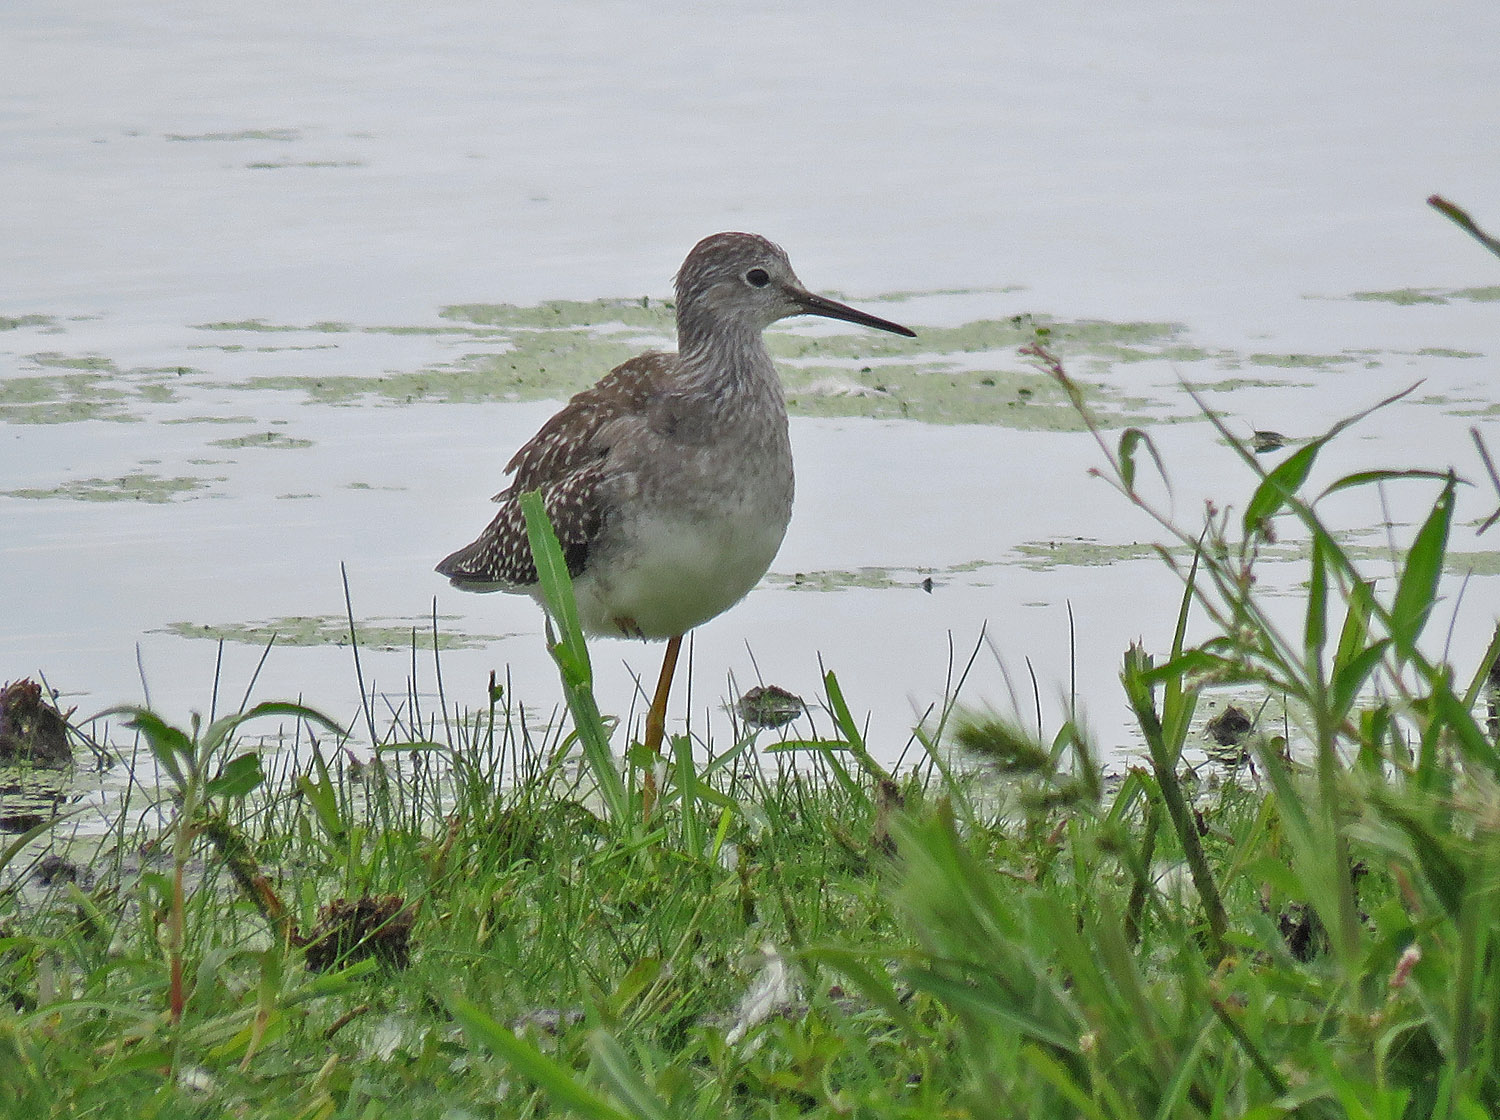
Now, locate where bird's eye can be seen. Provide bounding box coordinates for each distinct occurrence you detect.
[745,268,770,288]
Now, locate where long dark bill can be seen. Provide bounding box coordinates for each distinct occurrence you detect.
[790,288,916,338]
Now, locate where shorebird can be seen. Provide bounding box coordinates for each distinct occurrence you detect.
[437,232,914,768]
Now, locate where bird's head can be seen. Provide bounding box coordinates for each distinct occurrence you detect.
[674,232,914,345]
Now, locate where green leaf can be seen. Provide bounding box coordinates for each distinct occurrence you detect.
[608,958,662,1017]
[1429,687,1500,774]
[588,1031,672,1120]
[1390,475,1454,653]
[1305,532,1329,676]
[1332,579,1374,671]
[1428,193,1500,261]
[1243,439,1321,534]
[519,490,629,827]
[803,946,925,1037]
[1316,468,1456,501]
[203,700,344,754]
[450,999,630,1120]
[1121,645,1227,963]
[1020,1044,1110,1120]
[1371,793,1466,919]
[1132,649,1244,687]
[824,670,889,783]
[1461,623,1500,712]
[1329,641,1391,724]
[295,771,346,846]
[203,752,264,800]
[1116,426,1168,499]
[672,734,702,858]
[1159,545,1202,756]
[520,489,591,683]
[116,708,193,784]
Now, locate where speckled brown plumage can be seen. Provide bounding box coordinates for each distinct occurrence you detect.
[436,355,666,587]
[499,356,664,500]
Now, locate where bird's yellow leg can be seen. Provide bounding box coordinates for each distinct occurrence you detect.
[640,633,683,818]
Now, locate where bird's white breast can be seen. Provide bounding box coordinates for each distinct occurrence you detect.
[571,481,791,640]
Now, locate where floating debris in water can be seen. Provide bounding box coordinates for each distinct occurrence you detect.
[1205,705,1253,747]
[0,679,72,766]
[735,685,806,729]
[35,853,82,886]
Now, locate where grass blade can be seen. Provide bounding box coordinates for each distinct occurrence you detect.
[520,490,631,827]
[1390,475,1455,654]
[824,670,889,784]
[587,1032,671,1120]
[1244,439,1320,534]
[520,489,591,682]
[450,999,630,1120]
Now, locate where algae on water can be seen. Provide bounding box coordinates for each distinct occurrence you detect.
[3,472,215,503]
[155,615,510,651]
[3,291,1488,433]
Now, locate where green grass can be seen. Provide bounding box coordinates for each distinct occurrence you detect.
[4,347,1500,1118]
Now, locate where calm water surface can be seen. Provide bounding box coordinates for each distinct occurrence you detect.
[3,3,1497,817]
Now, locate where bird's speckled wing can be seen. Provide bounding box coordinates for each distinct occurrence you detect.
[436,353,671,589]
[498,353,669,499]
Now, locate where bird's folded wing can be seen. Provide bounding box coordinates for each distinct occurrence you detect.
[494,352,670,500]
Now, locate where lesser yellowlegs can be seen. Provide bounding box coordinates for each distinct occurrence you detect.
[437,232,914,764]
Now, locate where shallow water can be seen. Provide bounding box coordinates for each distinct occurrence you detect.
[3,2,1498,814]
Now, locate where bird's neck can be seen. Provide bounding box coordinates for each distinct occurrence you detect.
[676,315,782,403]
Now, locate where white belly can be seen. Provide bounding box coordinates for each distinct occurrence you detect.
[570,501,789,639]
